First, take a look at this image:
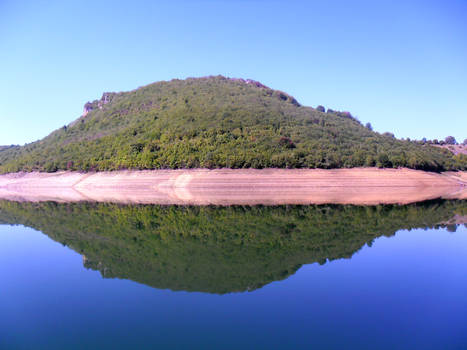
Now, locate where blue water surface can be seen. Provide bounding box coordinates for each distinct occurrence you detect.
[1,224,466,349]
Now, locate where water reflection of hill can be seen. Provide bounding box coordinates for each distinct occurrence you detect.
[0,200,465,294]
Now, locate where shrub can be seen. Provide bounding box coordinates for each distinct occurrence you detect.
[445,136,456,145]
[278,137,296,149]
[376,153,391,168]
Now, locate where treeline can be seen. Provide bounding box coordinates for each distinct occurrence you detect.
[0,76,465,173]
[409,136,466,146]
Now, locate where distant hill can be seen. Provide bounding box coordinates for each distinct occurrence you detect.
[0,76,465,173]
[0,145,17,152]
[436,144,467,156]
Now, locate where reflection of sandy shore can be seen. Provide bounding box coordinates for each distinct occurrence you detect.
[0,168,465,205]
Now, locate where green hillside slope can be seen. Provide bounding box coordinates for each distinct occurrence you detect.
[1,76,465,173]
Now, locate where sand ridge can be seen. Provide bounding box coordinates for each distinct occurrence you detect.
[0,168,465,205]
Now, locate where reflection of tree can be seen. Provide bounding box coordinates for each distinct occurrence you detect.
[0,200,465,294]
[446,224,457,232]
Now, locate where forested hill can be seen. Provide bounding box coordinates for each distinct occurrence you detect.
[0,76,465,173]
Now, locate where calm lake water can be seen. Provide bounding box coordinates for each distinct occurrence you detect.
[0,200,466,349]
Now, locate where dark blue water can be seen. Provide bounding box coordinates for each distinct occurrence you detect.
[1,222,466,349]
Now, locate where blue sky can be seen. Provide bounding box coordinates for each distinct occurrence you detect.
[1,0,466,145]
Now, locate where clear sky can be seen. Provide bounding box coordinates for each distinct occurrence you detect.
[1,0,466,145]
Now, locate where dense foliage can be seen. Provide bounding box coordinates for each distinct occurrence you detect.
[1,76,465,173]
[0,199,465,293]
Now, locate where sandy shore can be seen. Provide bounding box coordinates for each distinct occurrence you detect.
[0,168,465,205]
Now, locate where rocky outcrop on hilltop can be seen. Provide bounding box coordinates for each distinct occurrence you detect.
[82,92,116,117]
